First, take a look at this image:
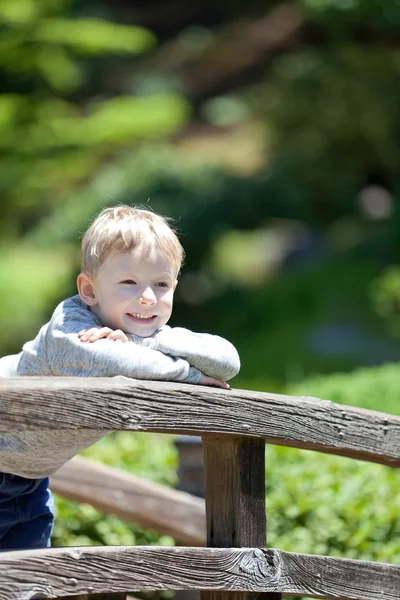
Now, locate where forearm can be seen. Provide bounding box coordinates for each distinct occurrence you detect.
[149,327,241,381]
[48,334,202,383]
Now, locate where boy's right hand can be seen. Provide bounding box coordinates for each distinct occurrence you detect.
[198,373,230,389]
[78,327,129,343]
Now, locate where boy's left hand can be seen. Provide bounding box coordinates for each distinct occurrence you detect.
[198,373,230,389]
[78,327,129,343]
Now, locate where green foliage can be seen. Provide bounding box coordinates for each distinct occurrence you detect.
[14,95,188,149]
[35,17,155,55]
[210,252,393,387]
[288,361,400,415]
[0,0,155,90]
[256,45,400,205]
[80,431,178,485]
[302,0,400,31]
[0,0,189,222]
[52,432,178,548]
[0,244,76,353]
[370,266,400,336]
[266,445,400,564]
[267,444,400,600]
[53,499,174,548]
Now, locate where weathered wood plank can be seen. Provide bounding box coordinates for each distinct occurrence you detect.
[50,456,206,546]
[53,594,126,599]
[200,436,281,600]
[1,377,400,466]
[0,546,398,600]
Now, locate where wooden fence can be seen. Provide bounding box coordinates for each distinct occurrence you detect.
[0,376,399,600]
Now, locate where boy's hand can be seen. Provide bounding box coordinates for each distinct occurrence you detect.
[198,373,230,389]
[78,327,129,343]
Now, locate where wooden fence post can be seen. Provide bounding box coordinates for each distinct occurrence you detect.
[200,435,281,600]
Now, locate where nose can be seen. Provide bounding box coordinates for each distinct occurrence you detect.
[138,286,156,305]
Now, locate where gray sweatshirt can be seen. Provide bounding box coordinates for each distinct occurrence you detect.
[0,295,240,478]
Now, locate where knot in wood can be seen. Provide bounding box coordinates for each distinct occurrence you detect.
[238,548,281,587]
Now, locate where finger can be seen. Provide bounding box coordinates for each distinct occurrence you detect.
[214,380,230,389]
[79,331,92,342]
[108,330,128,342]
[79,327,100,342]
[108,333,122,340]
[89,327,112,341]
[202,376,230,389]
[85,327,112,342]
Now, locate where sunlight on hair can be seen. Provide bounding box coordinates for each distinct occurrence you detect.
[81,204,184,276]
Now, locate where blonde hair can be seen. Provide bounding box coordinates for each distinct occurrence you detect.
[81,205,185,276]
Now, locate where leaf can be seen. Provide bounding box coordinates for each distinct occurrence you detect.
[35,17,156,55]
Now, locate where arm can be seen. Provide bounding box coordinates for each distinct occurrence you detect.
[76,320,240,381]
[43,298,202,383]
[148,326,241,381]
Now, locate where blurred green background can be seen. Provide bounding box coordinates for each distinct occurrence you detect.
[1,0,400,595]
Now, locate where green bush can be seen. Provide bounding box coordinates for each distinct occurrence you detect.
[52,432,178,548]
[266,445,400,563]
[288,362,400,415]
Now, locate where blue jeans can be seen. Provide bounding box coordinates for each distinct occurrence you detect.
[0,473,54,550]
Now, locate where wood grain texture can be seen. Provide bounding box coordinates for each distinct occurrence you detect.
[201,436,281,600]
[1,377,400,466]
[0,546,398,600]
[202,437,267,547]
[50,456,205,546]
[51,594,126,599]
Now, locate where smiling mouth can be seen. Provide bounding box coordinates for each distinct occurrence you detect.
[127,313,157,321]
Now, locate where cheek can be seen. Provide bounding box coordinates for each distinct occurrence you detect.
[117,288,133,301]
[98,291,127,317]
[103,287,129,302]
[159,291,174,311]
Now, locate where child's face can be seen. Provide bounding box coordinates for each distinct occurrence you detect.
[84,244,178,337]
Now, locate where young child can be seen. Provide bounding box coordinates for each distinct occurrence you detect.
[0,204,240,550]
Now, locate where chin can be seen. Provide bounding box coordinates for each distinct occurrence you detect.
[132,328,157,338]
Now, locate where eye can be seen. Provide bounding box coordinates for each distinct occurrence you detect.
[121,279,136,284]
[155,281,169,288]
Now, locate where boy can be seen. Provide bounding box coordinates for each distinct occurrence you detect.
[0,204,240,550]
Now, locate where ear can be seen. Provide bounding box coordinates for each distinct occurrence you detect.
[77,272,98,306]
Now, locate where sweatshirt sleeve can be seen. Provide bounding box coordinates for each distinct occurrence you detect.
[44,298,202,384]
[147,326,241,381]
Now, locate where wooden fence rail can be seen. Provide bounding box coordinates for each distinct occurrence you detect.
[0,376,399,600]
[1,377,399,466]
[0,546,399,600]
